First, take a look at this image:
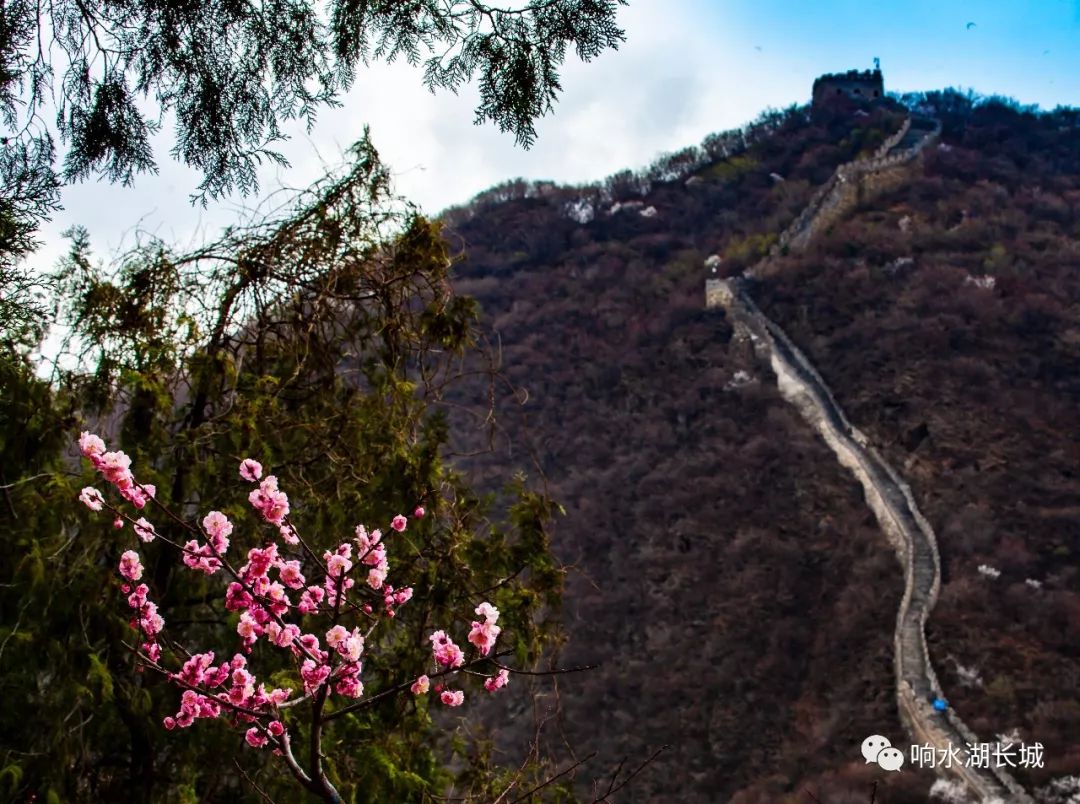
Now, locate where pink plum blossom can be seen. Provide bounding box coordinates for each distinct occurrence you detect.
[326,552,352,577]
[237,611,262,647]
[225,582,253,612]
[98,451,133,487]
[484,668,510,692]
[325,625,348,649]
[278,560,305,589]
[133,517,156,542]
[339,631,364,663]
[440,689,464,707]
[475,602,499,624]
[413,506,425,518]
[119,550,144,581]
[390,514,407,532]
[202,511,233,554]
[248,475,289,525]
[78,431,106,459]
[300,659,331,694]
[334,662,364,698]
[239,459,263,482]
[298,585,325,614]
[467,602,501,655]
[411,675,430,695]
[429,630,465,668]
[79,487,104,511]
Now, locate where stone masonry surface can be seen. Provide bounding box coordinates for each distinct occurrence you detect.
[707,116,1035,803]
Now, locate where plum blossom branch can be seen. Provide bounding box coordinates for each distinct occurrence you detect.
[74,431,527,802]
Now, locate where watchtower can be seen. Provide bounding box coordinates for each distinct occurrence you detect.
[812,68,884,108]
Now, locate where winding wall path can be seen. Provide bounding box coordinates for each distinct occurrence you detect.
[707,116,1034,803]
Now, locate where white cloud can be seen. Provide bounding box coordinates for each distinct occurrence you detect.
[31,1,807,273]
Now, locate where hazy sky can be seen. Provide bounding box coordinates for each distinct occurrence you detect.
[31,0,1080,272]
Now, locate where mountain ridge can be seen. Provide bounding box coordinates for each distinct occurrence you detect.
[442,90,1080,802]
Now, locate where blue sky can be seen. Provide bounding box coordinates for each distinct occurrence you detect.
[29,0,1080,275]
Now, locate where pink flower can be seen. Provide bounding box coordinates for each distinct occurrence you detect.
[267,720,284,737]
[340,632,364,663]
[201,511,233,553]
[182,541,222,575]
[390,514,407,532]
[142,642,161,663]
[79,432,106,459]
[334,662,364,698]
[162,716,177,730]
[237,611,262,647]
[484,668,510,692]
[440,689,464,707]
[245,727,269,748]
[414,506,425,518]
[300,659,331,694]
[468,619,500,655]
[264,581,290,616]
[248,475,289,525]
[278,560,305,589]
[298,585,325,614]
[326,553,352,577]
[325,625,348,649]
[79,487,104,512]
[127,584,149,610]
[239,459,263,482]
[98,451,133,486]
[113,518,124,529]
[354,524,382,553]
[225,582,253,612]
[133,517,156,542]
[119,550,144,582]
[297,633,324,660]
[267,687,292,705]
[279,524,300,545]
[120,482,155,510]
[411,675,430,695]
[468,603,501,654]
[269,623,300,649]
[241,545,279,580]
[475,602,499,624]
[140,602,164,636]
[429,630,465,668]
[366,565,387,590]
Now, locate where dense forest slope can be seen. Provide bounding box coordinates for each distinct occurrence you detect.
[439,95,1080,802]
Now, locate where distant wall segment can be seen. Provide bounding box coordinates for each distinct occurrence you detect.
[704,110,1036,801]
[713,278,1034,802]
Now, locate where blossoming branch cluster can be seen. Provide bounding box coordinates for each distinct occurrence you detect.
[77,432,511,757]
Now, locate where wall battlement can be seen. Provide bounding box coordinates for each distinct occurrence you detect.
[714,278,1034,803]
[705,108,1034,801]
[755,115,940,269]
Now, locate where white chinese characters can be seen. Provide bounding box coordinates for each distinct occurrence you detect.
[908,741,1044,769]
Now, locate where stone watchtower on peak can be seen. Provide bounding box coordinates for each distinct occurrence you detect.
[812,68,884,108]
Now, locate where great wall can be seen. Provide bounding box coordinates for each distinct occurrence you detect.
[707,115,1035,803]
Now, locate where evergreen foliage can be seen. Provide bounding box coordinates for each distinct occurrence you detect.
[0,0,627,265]
[1,135,566,802]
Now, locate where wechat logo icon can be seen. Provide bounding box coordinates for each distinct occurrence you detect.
[861,735,905,772]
